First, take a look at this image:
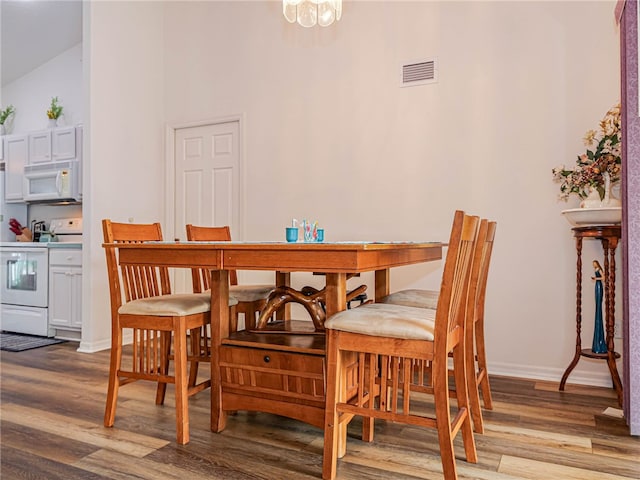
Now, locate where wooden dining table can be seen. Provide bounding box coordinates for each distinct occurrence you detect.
[112,240,443,434]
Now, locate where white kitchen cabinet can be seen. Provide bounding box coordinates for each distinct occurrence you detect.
[48,248,82,337]
[4,134,28,202]
[28,127,76,164]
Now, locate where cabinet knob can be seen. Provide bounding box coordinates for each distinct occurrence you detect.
[263,355,270,363]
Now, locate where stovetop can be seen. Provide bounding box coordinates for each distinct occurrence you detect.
[1,217,83,247]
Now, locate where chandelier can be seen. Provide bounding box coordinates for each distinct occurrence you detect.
[283,0,343,28]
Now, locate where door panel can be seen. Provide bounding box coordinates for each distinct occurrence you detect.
[174,121,240,292]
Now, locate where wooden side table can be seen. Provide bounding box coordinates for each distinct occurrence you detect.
[559,225,623,406]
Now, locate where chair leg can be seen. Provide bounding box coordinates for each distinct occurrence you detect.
[452,345,477,464]
[230,305,238,333]
[188,327,202,388]
[104,327,123,428]
[466,324,484,434]
[475,319,493,409]
[433,359,458,480]
[156,331,171,405]
[360,353,376,443]
[477,367,493,409]
[173,317,190,445]
[244,306,254,330]
[322,331,341,480]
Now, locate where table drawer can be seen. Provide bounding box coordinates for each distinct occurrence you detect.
[219,345,325,402]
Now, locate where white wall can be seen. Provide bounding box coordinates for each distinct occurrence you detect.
[1,43,83,133]
[160,1,622,386]
[81,1,165,352]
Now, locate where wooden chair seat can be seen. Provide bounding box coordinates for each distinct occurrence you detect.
[324,302,436,339]
[230,284,275,303]
[119,292,214,316]
[322,211,479,480]
[381,289,439,309]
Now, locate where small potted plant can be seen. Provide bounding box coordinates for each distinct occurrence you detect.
[0,104,15,135]
[47,96,64,127]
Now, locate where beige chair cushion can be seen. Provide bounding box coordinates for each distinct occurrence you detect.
[119,292,238,316]
[325,303,436,341]
[229,284,274,302]
[381,289,439,310]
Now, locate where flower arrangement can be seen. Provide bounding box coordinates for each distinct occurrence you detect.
[47,96,63,119]
[552,103,621,201]
[0,104,15,125]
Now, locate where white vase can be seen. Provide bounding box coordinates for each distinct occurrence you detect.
[580,173,621,208]
[0,124,5,135]
[580,187,603,208]
[601,172,621,207]
[48,118,57,128]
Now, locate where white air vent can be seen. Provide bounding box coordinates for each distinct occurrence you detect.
[401,58,438,87]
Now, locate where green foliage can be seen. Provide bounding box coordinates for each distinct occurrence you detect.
[0,104,15,125]
[47,97,63,119]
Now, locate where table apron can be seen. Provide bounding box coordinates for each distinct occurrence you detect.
[222,247,442,272]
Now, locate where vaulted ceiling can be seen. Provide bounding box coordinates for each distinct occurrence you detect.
[1,1,82,87]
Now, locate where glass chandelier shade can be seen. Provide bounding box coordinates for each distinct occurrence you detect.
[283,0,342,28]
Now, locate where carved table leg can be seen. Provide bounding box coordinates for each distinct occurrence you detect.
[604,239,623,406]
[560,237,583,391]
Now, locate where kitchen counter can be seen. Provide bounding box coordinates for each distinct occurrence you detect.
[47,242,82,249]
[0,242,82,248]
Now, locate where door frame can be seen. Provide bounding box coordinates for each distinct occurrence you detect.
[164,114,246,242]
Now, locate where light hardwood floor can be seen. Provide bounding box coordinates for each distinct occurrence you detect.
[1,342,638,479]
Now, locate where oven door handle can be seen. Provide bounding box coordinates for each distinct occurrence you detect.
[1,248,48,255]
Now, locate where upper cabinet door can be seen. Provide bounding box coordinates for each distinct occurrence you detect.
[52,127,76,161]
[28,127,76,164]
[29,130,52,164]
[4,135,28,201]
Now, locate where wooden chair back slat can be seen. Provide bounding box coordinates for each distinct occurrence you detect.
[434,212,479,349]
[185,224,239,289]
[103,220,172,307]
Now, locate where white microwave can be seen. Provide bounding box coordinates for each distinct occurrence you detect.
[23,160,81,203]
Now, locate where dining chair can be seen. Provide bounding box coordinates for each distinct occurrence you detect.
[381,220,497,432]
[102,219,222,445]
[322,210,479,480]
[186,224,274,330]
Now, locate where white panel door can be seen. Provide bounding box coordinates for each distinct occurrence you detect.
[173,121,240,292]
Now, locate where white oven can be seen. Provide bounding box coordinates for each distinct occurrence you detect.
[1,217,82,338]
[0,244,52,336]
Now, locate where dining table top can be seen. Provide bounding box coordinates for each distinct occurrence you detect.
[105,240,444,273]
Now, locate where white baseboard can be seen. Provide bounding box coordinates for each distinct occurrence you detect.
[77,332,133,353]
[77,338,111,353]
[488,360,622,388]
